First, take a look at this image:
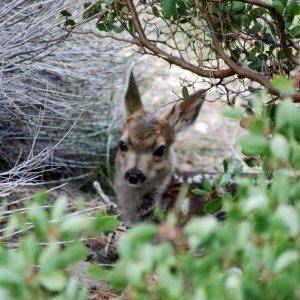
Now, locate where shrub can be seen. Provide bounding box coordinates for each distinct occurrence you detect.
[0,194,117,299]
[72,0,300,102]
[0,0,131,196]
[88,86,300,299]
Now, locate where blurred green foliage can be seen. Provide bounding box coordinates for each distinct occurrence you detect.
[0,196,117,299]
[88,83,300,299]
[1,78,299,299]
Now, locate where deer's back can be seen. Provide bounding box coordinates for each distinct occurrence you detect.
[137,171,223,226]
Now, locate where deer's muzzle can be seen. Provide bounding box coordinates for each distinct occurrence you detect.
[124,169,145,185]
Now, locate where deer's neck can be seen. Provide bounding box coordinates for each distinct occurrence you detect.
[114,167,173,223]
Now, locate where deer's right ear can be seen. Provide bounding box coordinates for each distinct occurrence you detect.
[124,70,143,116]
[164,89,206,133]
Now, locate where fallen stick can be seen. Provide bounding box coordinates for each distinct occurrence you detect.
[93,181,118,213]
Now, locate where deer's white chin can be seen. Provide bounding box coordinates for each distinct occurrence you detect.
[125,181,145,188]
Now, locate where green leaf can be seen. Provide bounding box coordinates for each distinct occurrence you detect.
[39,244,60,268]
[192,188,209,196]
[219,172,232,187]
[154,206,165,221]
[96,22,108,32]
[61,10,72,17]
[274,0,285,13]
[66,19,76,27]
[57,243,87,267]
[112,25,124,33]
[275,204,299,237]
[277,50,286,59]
[0,247,8,265]
[276,100,300,136]
[60,215,89,234]
[204,199,222,214]
[0,288,9,300]
[118,234,134,259]
[251,22,262,34]
[244,157,258,167]
[274,250,299,273]
[34,191,48,204]
[185,216,218,248]
[87,264,107,279]
[249,59,263,71]
[4,214,18,237]
[271,76,295,94]
[232,1,246,13]
[291,141,300,169]
[289,25,300,38]
[225,273,243,299]
[106,266,127,290]
[222,107,243,119]
[128,223,157,243]
[20,235,38,264]
[125,262,148,286]
[232,163,243,177]
[223,159,229,173]
[286,1,300,16]
[66,278,82,299]
[38,270,67,292]
[128,19,134,33]
[270,134,290,161]
[83,2,102,19]
[182,86,189,100]
[239,134,268,156]
[52,197,67,220]
[92,213,118,234]
[243,192,268,213]
[28,203,48,237]
[176,0,189,16]
[251,7,267,16]
[0,268,23,286]
[108,12,115,24]
[163,0,176,19]
[203,178,213,192]
[152,6,160,17]
[271,170,290,203]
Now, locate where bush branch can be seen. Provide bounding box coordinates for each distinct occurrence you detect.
[125,0,235,79]
[205,12,300,102]
[240,0,299,64]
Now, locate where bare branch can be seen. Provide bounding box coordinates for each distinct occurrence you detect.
[93,181,117,213]
[125,0,236,79]
[205,11,300,102]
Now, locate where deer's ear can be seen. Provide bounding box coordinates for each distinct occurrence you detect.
[124,70,143,116]
[165,90,206,132]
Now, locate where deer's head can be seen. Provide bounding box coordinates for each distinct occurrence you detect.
[115,70,206,189]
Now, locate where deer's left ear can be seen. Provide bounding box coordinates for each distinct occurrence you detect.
[164,89,206,132]
[124,69,143,117]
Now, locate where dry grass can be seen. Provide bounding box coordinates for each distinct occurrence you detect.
[0,0,134,197]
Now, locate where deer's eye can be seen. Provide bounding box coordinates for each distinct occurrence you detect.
[119,140,128,152]
[153,145,165,157]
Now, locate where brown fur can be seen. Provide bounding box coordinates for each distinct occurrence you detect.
[114,110,174,223]
[114,70,207,224]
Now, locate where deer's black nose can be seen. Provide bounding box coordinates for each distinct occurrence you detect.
[125,169,145,185]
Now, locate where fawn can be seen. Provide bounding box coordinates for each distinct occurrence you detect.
[114,70,214,225]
